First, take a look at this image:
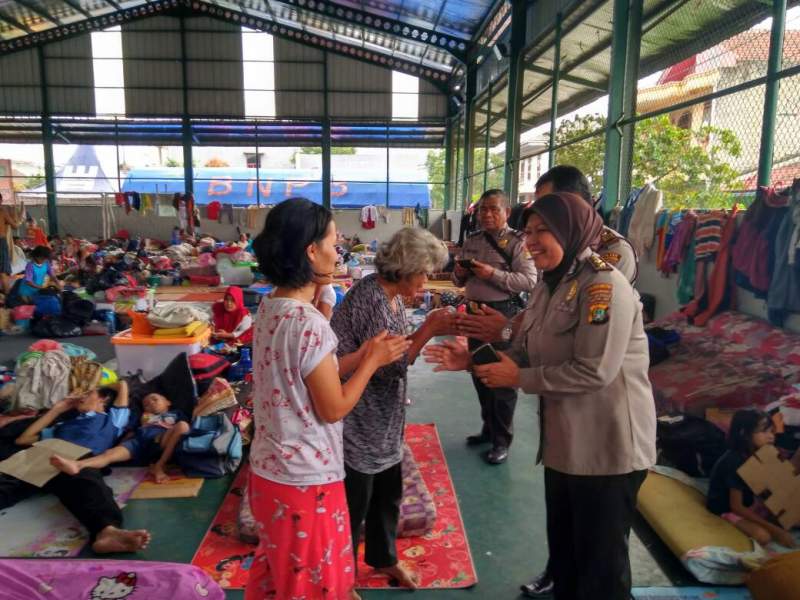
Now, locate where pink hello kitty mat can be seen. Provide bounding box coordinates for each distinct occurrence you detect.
[0,559,224,600]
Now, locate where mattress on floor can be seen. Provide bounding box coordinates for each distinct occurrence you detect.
[637,471,752,558]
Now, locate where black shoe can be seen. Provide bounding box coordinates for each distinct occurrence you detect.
[466,433,491,446]
[520,570,553,597]
[485,446,508,464]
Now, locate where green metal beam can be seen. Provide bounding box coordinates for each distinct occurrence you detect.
[322,51,331,210]
[443,114,454,212]
[37,46,57,235]
[461,67,477,207]
[618,0,643,204]
[757,0,787,188]
[601,0,631,215]
[503,0,527,204]
[548,12,563,169]
[179,16,193,195]
[525,64,606,92]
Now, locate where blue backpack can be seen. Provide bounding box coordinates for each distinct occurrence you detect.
[177,412,242,478]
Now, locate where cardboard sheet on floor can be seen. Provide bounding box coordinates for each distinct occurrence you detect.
[130,474,204,499]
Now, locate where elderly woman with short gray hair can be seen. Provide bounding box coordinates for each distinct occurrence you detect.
[330,227,451,588]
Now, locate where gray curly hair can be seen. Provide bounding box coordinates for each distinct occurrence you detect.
[375,228,449,283]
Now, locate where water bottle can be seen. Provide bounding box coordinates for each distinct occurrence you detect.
[101,310,116,335]
[228,347,252,382]
[423,290,432,311]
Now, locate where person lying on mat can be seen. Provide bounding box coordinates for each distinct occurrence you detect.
[211,286,253,345]
[330,227,453,589]
[51,392,190,485]
[2,381,152,554]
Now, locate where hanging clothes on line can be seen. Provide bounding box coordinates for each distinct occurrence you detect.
[767,186,800,326]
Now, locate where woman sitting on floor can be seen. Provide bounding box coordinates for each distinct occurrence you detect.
[330,228,453,588]
[0,381,151,553]
[18,245,62,302]
[211,286,253,345]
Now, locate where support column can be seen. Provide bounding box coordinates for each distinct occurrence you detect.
[548,12,562,168]
[322,52,331,209]
[180,16,193,194]
[503,0,528,202]
[602,0,633,215]
[618,0,643,207]
[461,66,477,207]
[443,114,453,211]
[38,46,57,235]
[757,0,787,188]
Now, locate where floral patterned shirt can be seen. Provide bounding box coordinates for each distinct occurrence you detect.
[250,297,344,485]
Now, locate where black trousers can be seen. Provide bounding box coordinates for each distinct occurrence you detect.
[545,467,647,600]
[344,462,402,569]
[0,468,123,540]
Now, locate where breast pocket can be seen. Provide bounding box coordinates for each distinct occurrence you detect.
[546,309,579,335]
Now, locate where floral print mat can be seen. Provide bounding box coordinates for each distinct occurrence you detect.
[190,423,478,590]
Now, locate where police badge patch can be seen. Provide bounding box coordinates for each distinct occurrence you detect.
[586,283,612,325]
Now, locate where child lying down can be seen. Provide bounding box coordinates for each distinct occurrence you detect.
[51,392,190,484]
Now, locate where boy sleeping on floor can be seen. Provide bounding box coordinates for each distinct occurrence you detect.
[51,392,190,484]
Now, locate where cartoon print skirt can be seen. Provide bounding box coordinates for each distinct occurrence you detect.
[245,473,355,600]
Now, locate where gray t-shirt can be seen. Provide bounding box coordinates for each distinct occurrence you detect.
[331,274,408,474]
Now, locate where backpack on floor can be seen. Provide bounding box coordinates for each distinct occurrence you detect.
[177,411,242,478]
[656,414,727,477]
[189,353,230,395]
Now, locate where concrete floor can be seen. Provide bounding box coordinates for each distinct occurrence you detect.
[0,334,694,599]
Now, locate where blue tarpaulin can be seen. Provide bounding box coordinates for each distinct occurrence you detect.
[121,168,430,208]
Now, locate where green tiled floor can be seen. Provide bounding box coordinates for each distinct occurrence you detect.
[85,360,687,599]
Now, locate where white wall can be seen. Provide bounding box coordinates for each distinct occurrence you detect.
[26,205,455,245]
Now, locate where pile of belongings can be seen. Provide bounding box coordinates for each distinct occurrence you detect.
[146,302,210,338]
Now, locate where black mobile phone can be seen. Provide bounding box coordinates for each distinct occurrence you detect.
[471,343,501,366]
[457,259,474,269]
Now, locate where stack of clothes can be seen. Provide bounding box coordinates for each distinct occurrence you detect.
[146,303,210,338]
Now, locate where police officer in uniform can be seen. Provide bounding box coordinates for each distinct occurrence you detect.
[510,165,637,286]
[429,192,656,600]
[453,189,537,465]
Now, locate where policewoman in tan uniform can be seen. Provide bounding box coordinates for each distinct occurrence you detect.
[452,189,537,464]
[428,192,656,600]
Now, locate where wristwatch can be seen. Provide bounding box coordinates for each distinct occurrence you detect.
[500,324,513,342]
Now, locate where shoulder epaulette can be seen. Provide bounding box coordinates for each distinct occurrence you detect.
[467,230,482,238]
[509,229,525,239]
[600,228,619,245]
[588,254,613,272]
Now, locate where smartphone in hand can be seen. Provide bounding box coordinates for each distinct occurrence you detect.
[457,259,474,269]
[471,343,501,365]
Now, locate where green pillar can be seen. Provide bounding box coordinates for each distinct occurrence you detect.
[180,17,193,194]
[618,0,643,204]
[757,0,787,188]
[504,0,527,203]
[443,114,454,211]
[38,46,57,235]
[548,13,562,168]
[322,52,331,209]
[461,67,477,208]
[602,0,632,214]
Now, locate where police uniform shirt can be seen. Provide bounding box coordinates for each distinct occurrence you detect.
[452,225,538,303]
[509,249,657,476]
[597,226,638,285]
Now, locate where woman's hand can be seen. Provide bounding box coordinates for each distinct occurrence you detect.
[363,330,412,368]
[52,397,78,414]
[423,339,471,372]
[470,260,495,280]
[456,304,507,342]
[423,308,457,337]
[473,352,520,388]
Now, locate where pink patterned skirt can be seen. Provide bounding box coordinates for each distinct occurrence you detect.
[245,473,355,599]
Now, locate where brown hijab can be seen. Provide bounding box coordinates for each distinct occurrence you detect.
[527,191,604,292]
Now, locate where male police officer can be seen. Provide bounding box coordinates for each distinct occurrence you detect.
[453,189,537,465]
[510,165,637,285]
